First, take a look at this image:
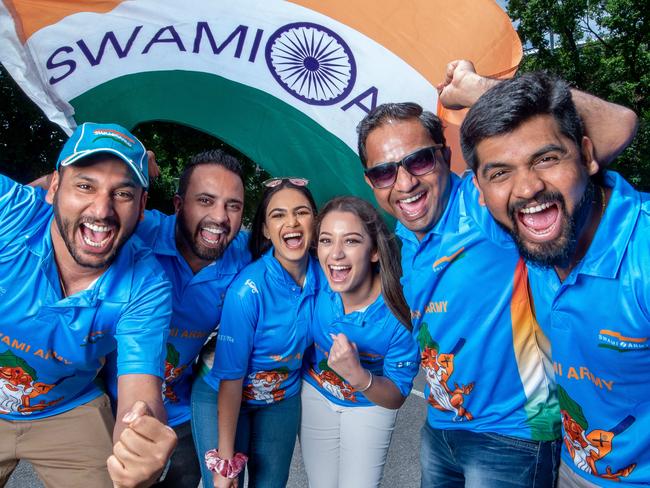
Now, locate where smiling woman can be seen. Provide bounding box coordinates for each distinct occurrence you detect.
[206,178,320,488]
[300,196,419,488]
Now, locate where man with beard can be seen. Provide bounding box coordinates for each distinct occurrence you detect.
[103,149,250,487]
[356,71,636,486]
[460,72,647,487]
[0,122,177,488]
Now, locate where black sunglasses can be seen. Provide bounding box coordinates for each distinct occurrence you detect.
[364,145,443,189]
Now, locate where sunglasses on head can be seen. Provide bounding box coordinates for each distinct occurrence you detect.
[364,144,443,189]
[263,177,309,188]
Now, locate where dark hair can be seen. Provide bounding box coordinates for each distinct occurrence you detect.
[248,180,318,260]
[460,72,584,172]
[356,102,446,168]
[317,196,412,330]
[177,149,244,196]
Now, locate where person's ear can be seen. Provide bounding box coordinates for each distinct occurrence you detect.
[45,171,61,204]
[472,175,486,206]
[581,136,600,176]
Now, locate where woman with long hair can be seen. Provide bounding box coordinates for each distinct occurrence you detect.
[301,196,419,488]
[207,178,320,488]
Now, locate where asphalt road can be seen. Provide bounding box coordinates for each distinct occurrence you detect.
[8,373,427,488]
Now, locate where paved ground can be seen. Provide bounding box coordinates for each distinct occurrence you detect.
[8,373,427,488]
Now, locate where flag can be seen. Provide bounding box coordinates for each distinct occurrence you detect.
[0,0,521,202]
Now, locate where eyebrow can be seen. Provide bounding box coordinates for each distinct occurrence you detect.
[267,205,312,214]
[480,143,568,178]
[74,174,137,189]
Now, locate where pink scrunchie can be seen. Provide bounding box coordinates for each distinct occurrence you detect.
[205,449,248,479]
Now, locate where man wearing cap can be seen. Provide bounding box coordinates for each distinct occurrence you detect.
[102,149,251,487]
[0,122,176,488]
[355,68,636,486]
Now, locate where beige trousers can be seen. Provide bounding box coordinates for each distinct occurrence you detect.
[0,394,114,488]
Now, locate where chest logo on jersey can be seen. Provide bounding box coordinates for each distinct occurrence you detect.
[432,247,465,273]
[558,385,636,481]
[418,326,474,421]
[163,343,187,403]
[244,279,259,294]
[81,329,110,346]
[598,330,648,353]
[0,350,71,415]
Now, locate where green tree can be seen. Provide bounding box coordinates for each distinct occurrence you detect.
[508,0,650,190]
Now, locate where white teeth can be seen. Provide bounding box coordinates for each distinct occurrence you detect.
[329,265,350,271]
[83,223,111,232]
[202,227,225,235]
[399,192,424,204]
[284,232,302,239]
[82,235,111,247]
[520,202,554,214]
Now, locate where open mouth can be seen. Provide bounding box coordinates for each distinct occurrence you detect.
[282,231,304,250]
[328,264,351,283]
[79,222,115,252]
[517,201,561,241]
[397,191,427,219]
[200,225,226,247]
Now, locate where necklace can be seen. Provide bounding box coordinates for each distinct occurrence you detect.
[600,186,607,219]
[58,274,68,298]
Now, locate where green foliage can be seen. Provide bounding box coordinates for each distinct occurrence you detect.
[132,122,269,225]
[0,66,66,183]
[508,0,650,190]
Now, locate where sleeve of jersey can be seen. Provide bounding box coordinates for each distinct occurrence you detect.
[135,209,163,247]
[459,175,514,246]
[115,272,173,379]
[0,174,49,245]
[210,279,259,381]
[382,320,421,398]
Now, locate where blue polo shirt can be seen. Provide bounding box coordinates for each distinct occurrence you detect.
[0,174,171,420]
[303,284,419,407]
[398,173,559,441]
[211,249,320,405]
[104,210,251,426]
[527,172,650,486]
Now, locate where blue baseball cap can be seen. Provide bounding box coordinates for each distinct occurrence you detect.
[57,122,148,188]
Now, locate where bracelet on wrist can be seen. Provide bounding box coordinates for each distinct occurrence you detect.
[356,369,373,393]
[205,449,248,478]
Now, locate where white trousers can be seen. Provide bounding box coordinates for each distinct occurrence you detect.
[300,380,398,488]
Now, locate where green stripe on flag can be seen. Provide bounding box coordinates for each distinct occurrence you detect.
[70,70,376,207]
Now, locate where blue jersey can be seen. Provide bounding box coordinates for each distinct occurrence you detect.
[303,284,419,407]
[211,249,320,405]
[104,210,251,426]
[0,174,171,420]
[527,172,650,486]
[398,174,559,441]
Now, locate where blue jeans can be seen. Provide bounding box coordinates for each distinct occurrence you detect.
[420,422,560,488]
[235,393,301,488]
[190,374,219,488]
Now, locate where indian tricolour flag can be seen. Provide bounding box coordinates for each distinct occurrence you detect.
[0,0,521,202]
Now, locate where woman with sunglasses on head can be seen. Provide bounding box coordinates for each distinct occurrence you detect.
[206,177,320,488]
[300,196,419,488]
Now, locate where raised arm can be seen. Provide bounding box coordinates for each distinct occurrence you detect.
[327,333,406,410]
[108,378,176,488]
[438,60,638,166]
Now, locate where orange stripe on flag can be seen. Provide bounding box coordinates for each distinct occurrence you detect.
[290,0,522,174]
[4,0,124,43]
